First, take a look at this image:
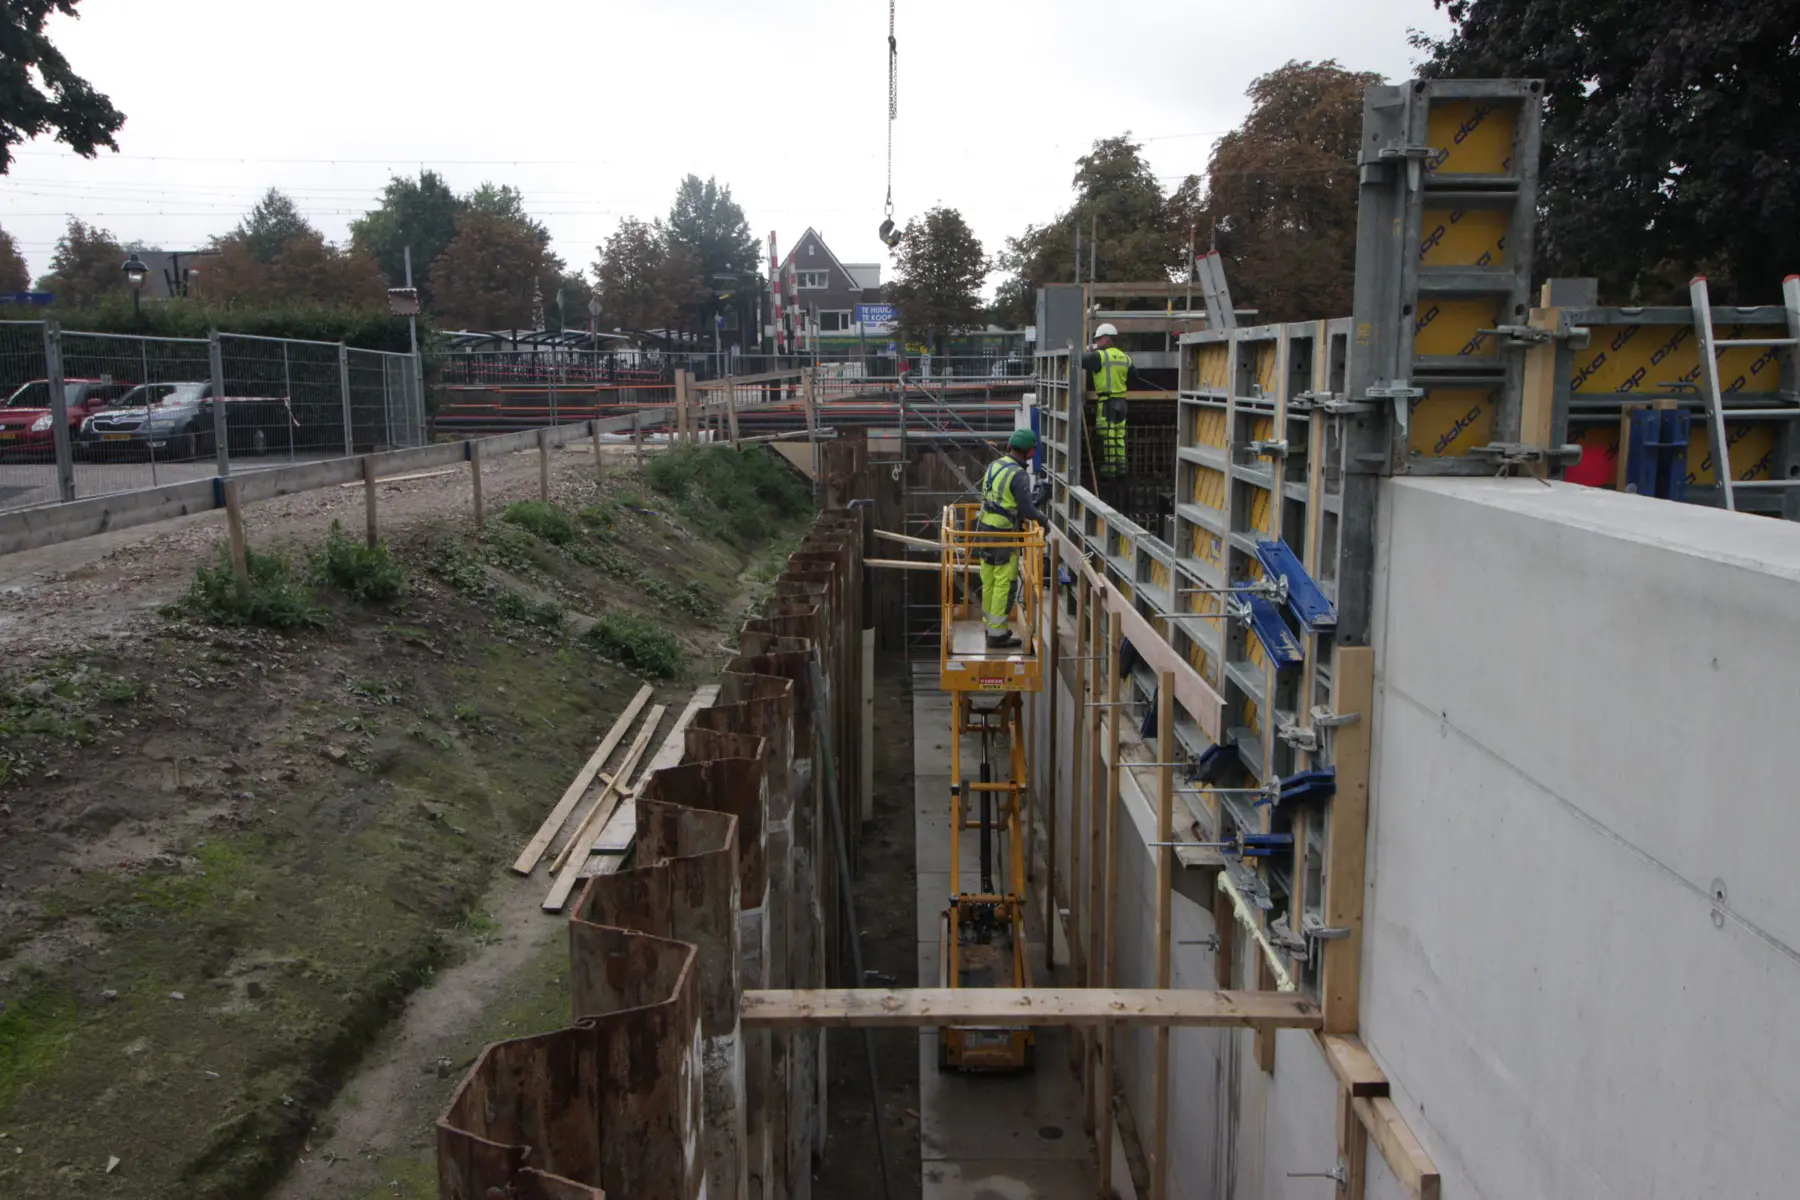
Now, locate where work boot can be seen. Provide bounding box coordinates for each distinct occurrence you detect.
[985,630,1021,649]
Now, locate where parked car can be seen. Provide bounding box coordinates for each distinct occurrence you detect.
[0,378,136,459]
[77,382,295,462]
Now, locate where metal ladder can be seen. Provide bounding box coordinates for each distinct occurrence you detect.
[1687,274,1800,512]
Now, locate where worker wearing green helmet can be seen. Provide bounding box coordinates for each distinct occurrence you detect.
[975,428,1044,648]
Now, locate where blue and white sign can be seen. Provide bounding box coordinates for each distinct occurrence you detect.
[0,292,54,307]
[855,303,896,325]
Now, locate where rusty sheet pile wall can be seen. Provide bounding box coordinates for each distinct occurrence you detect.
[437,507,866,1200]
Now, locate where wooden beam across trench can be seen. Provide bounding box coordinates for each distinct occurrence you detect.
[739,988,1321,1029]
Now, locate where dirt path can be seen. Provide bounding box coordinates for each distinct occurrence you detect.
[271,869,565,1200]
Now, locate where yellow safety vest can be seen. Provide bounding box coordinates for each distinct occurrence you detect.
[980,456,1023,529]
[1092,347,1129,474]
[1092,345,1131,399]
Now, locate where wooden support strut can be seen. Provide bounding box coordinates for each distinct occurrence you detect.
[739,988,1321,1029]
[1150,671,1175,1200]
[1097,608,1123,1197]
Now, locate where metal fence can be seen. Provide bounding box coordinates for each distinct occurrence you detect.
[0,320,423,512]
[436,348,1034,387]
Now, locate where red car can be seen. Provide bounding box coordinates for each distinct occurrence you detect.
[0,378,135,459]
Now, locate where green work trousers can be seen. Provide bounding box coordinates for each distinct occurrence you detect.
[979,550,1019,635]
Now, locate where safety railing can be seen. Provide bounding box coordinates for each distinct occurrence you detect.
[938,502,1044,693]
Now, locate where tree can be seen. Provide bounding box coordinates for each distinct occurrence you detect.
[886,206,986,350]
[349,170,465,303]
[993,135,1183,325]
[233,188,315,264]
[430,211,563,330]
[34,216,123,305]
[203,231,387,308]
[660,175,761,321]
[1195,60,1379,324]
[593,217,700,333]
[0,1,124,174]
[466,182,549,245]
[662,175,760,277]
[0,226,28,293]
[1416,0,1800,302]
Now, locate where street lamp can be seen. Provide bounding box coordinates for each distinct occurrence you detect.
[121,253,148,321]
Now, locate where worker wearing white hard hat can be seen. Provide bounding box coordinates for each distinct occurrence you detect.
[1082,324,1132,480]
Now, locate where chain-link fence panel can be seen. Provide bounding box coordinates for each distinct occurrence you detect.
[345,348,425,453]
[58,331,213,497]
[0,321,55,510]
[218,334,350,462]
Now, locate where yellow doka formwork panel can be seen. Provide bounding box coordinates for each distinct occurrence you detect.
[1425,99,1518,175]
[1408,388,1497,457]
[1188,526,1225,572]
[1195,345,1232,391]
[1192,407,1229,448]
[1420,206,1510,268]
[1570,323,1787,397]
[1190,465,1228,510]
[1413,298,1505,359]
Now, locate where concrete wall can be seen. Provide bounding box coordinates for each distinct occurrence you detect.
[1027,477,1800,1198]
[1365,478,1800,1198]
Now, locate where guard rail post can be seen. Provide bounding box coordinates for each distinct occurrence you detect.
[208,331,230,477]
[43,320,74,503]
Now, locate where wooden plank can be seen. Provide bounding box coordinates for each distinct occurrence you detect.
[469,441,485,528]
[691,367,804,390]
[1097,608,1124,1198]
[1322,645,1374,1034]
[510,683,653,875]
[592,684,722,855]
[1318,1032,1389,1098]
[1339,1088,1369,1200]
[1067,578,1089,982]
[222,478,247,581]
[362,456,379,546]
[540,705,665,912]
[548,704,663,874]
[1047,524,1225,740]
[739,988,1321,1029]
[1353,1096,1441,1200]
[1520,305,1561,478]
[1253,955,1278,1073]
[1151,670,1174,1200]
[336,467,455,488]
[872,528,940,551]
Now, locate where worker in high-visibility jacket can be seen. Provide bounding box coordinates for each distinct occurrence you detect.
[977,428,1045,648]
[1081,322,1133,480]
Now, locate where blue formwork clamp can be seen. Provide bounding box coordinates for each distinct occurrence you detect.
[1237,832,1293,859]
[1624,408,1690,502]
[1193,740,1236,785]
[1277,768,1337,809]
[1254,538,1336,631]
[1243,594,1304,668]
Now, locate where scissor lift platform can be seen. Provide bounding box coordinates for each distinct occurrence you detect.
[936,504,1045,1071]
[938,504,1045,695]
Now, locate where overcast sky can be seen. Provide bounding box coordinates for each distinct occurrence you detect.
[4,0,1450,290]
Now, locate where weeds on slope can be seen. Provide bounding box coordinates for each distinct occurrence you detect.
[644,445,812,550]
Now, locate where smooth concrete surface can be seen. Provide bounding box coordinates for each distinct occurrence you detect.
[914,664,1095,1199]
[1366,479,1800,1198]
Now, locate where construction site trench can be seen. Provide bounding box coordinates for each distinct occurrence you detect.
[0,437,940,1199]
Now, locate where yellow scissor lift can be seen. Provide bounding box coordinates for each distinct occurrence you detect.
[936,503,1045,1071]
